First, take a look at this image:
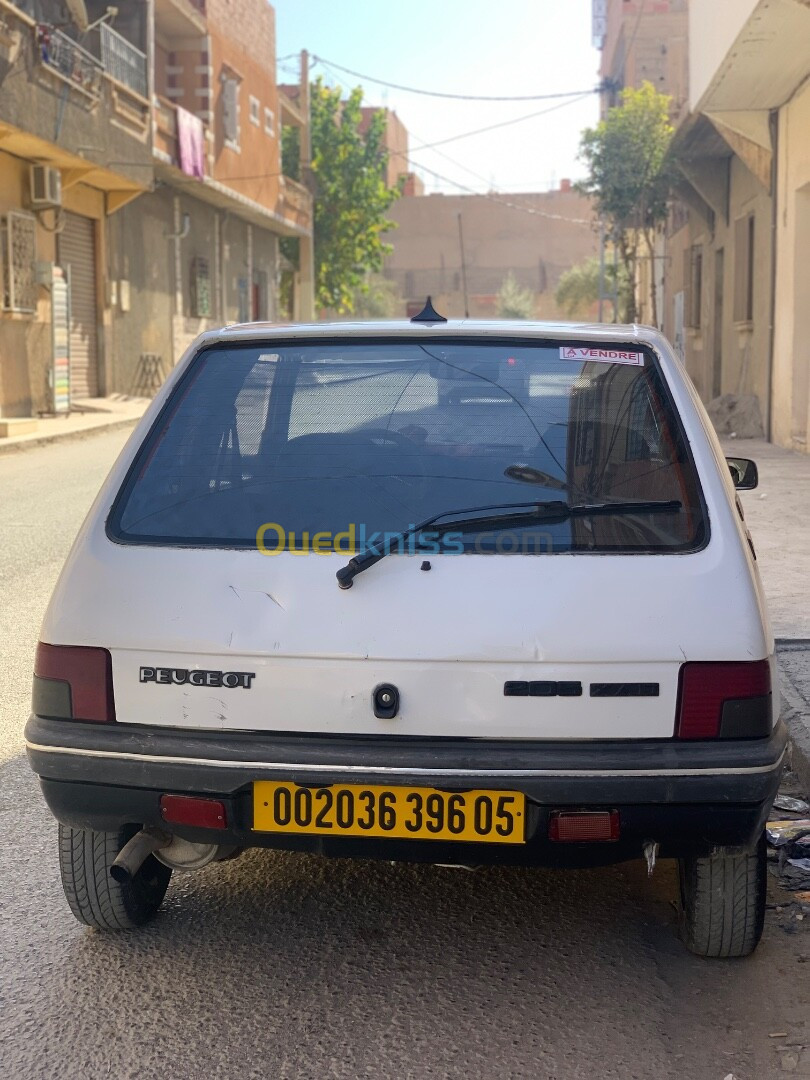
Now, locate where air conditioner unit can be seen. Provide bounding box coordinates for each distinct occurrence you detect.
[30,165,62,210]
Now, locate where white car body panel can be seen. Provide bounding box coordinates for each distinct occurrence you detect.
[39,320,774,740]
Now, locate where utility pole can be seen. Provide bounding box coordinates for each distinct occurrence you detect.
[457,212,470,318]
[298,49,315,321]
[597,217,606,323]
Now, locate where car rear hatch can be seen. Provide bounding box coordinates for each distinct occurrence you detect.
[94,542,760,739]
[43,333,768,741]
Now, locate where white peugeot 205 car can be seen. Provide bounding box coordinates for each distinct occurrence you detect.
[26,303,784,956]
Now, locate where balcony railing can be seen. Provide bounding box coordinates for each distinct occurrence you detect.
[278,175,312,232]
[100,23,147,99]
[153,95,180,165]
[36,23,103,98]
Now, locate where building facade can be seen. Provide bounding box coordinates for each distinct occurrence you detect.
[0,0,312,421]
[593,0,689,329]
[595,0,689,120]
[382,185,598,320]
[359,107,424,195]
[0,0,152,416]
[595,0,810,451]
[663,0,810,449]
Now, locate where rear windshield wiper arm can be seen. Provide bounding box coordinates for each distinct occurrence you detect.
[336,499,681,589]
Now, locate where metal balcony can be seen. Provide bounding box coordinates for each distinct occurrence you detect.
[100,23,147,99]
[278,175,313,234]
[35,24,103,99]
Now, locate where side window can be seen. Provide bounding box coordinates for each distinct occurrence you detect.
[684,244,702,330]
[733,213,755,324]
[222,72,241,150]
[190,256,211,318]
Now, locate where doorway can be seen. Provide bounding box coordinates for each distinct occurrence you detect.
[57,212,99,399]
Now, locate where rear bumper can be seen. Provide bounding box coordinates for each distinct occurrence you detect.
[25,715,787,867]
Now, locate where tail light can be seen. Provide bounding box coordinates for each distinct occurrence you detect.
[675,660,771,739]
[33,643,116,723]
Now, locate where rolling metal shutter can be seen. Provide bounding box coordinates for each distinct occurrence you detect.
[58,213,99,399]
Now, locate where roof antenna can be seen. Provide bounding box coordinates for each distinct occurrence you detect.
[410,296,447,324]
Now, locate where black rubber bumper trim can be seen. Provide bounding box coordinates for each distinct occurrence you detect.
[25,715,787,803]
[27,716,786,862]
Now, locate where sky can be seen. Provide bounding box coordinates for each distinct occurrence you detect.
[273,0,603,196]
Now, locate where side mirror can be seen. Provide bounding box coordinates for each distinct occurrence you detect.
[726,457,758,490]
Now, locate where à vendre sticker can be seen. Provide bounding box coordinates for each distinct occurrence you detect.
[559,347,644,366]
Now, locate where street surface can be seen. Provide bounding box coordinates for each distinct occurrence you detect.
[1,430,808,1079]
[726,437,810,640]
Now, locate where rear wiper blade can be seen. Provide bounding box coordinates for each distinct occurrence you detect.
[335,499,681,589]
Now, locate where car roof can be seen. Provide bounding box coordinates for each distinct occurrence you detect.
[201,318,662,347]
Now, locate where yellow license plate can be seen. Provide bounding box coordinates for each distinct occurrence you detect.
[253,782,526,844]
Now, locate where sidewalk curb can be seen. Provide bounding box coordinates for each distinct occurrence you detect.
[777,645,810,794]
[0,417,142,457]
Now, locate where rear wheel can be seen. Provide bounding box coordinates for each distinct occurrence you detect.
[678,834,766,957]
[58,824,172,930]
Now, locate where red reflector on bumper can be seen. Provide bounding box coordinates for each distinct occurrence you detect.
[160,795,227,830]
[548,810,620,843]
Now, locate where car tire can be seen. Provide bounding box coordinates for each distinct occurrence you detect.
[58,824,172,930]
[678,834,766,958]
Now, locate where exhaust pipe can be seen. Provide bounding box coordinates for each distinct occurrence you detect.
[110,826,171,884]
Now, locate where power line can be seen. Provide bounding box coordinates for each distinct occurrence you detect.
[311,54,598,103]
[169,153,592,225]
[409,92,594,153]
[395,160,593,226]
[314,55,593,158]
[394,138,495,191]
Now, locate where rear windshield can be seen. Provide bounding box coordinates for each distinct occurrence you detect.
[110,339,707,554]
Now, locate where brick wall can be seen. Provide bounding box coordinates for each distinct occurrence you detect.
[206,0,281,213]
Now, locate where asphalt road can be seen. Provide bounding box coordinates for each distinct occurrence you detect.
[1,429,808,1080]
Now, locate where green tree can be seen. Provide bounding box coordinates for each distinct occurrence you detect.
[578,82,675,325]
[496,272,535,319]
[282,80,402,314]
[349,273,401,318]
[555,256,631,321]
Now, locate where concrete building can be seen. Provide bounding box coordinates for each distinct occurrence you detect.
[595,0,689,120]
[359,107,424,195]
[0,0,312,423]
[0,0,152,418]
[593,0,689,327]
[112,0,313,390]
[382,185,597,319]
[663,0,810,450]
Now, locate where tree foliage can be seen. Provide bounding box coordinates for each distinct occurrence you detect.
[577,82,675,324]
[281,80,402,314]
[555,256,631,322]
[496,272,535,319]
[348,273,402,318]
